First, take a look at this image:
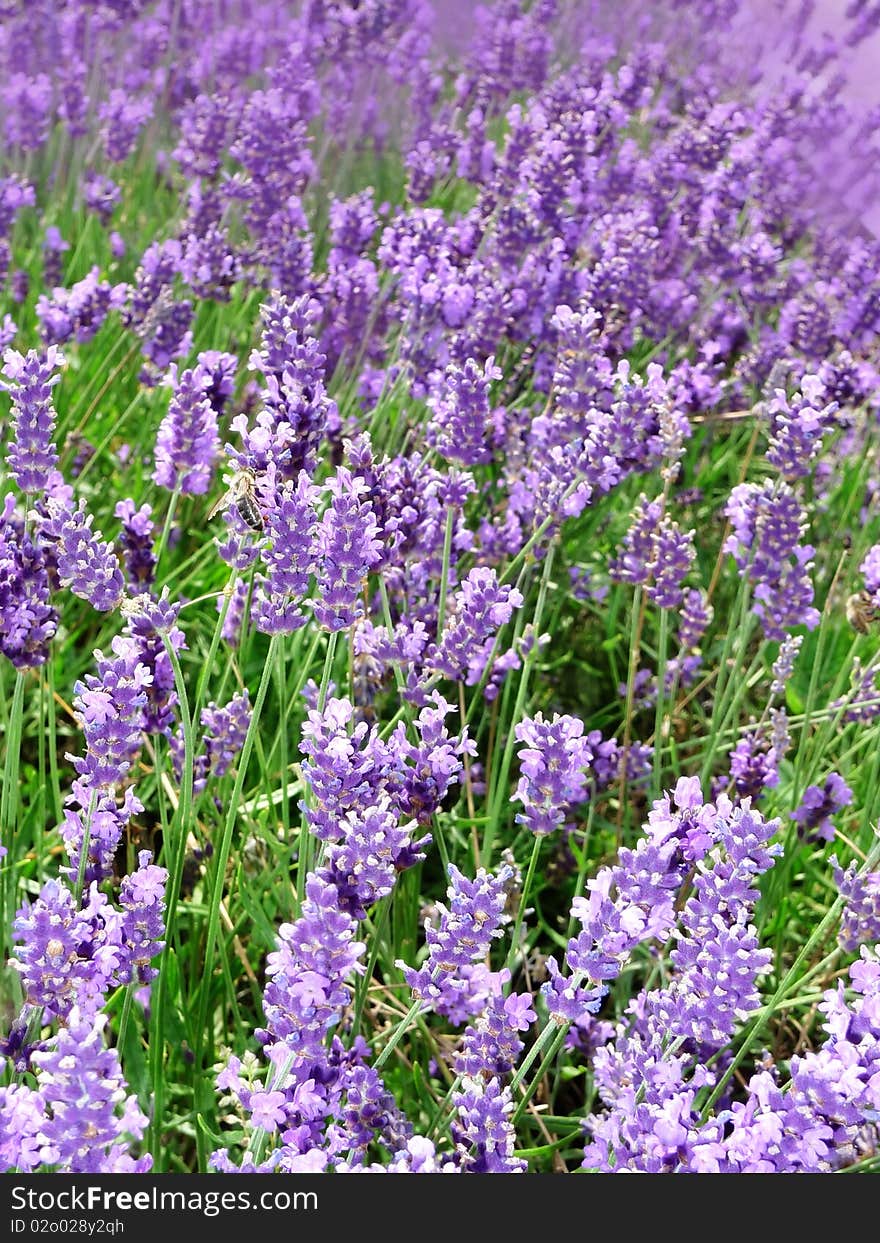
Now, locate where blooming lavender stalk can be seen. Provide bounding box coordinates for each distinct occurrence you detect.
[428,356,501,466]
[791,773,853,843]
[430,567,524,683]
[40,499,124,612]
[0,493,56,668]
[152,365,219,495]
[513,712,593,835]
[313,468,382,631]
[400,863,514,1018]
[252,470,318,634]
[2,345,63,493]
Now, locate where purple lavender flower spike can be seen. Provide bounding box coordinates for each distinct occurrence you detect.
[791,773,853,843]
[514,712,593,835]
[0,493,56,668]
[430,567,523,683]
[40,499,124,612]
[153,365,219,495]
[428,356,501,467]
[313,468,382,632]
[2,345,63,494]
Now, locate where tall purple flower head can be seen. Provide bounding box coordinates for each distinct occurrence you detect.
[678,588,712,650]
[238,293,335,477]
[0,493,56,668]
[195,349,238,416]
[99,89,153,163]
[116,851,168,986]
[313,468,382,632]
[729,729,781,801]
[152,364,219,495]
[514,712,593,835]
[252,469,318,634]
[835,857,880,954]
[262,873,365,1059]
[36,269,124,346]
[766,374,836,479]
[41,226,69,289]
[792,773,853,844]
[399,863,514,1017]
[428,356,501,467]
[28,1009,151,1172]
[40,498,124,612]
[11,881,122,1020]
[2,345,63,494]
[610,498,694,608]
[114,499,156,590]
[609,495,664,588]
[431,567,524,683]
[174,689,252,794]
[725,480,819,640]
[452,1077,526,1173]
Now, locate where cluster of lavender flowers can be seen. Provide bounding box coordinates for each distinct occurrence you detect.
[2,0,880,1177]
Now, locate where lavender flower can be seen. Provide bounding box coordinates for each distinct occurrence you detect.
[792,773,853,843]
[252,470,318,634]
[513,712,593,835]
[452,1078,525,1173]
[313,469,382,631]
[114,499,156,589]
[40,499,124,612]
[431,568,523,682]
[428,356,501,467]
[152,365,219,495]
[2,345,63,493]
[0,493,56,668]
[400,864,514,1017]
[117,851,168,985]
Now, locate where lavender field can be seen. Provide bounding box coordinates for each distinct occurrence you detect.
[2,0,880,1176]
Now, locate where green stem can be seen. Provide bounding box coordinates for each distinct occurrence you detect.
[651,608,669,800]
[435,505,456,641]
[504,833,541,983]
[0,672,25,960]
[481,544,556,866]
[373,999,424,1070]
[154,484,182,574]
[192,635,280,1142]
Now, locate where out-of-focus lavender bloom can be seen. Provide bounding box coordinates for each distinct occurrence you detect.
[37,269,125,346]
[173,690,252,794]
[313,469,382,631]
[41,226,69,289]
[40,499,124,612]
[152,365,219,495]
[2,345,62,493]
[513,712,592,835]
[678,588,712,650]
[792,773,853,843]
[82,173,121,224]
[196,350,238,416]
[771,634,802,696]
[99,90,153,163]
[609,496,664,587]
[428,356,501,467]
[729,729,781,801]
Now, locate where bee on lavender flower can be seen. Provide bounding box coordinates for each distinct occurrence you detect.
[208,465,263,531]
[846,590,880,634]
